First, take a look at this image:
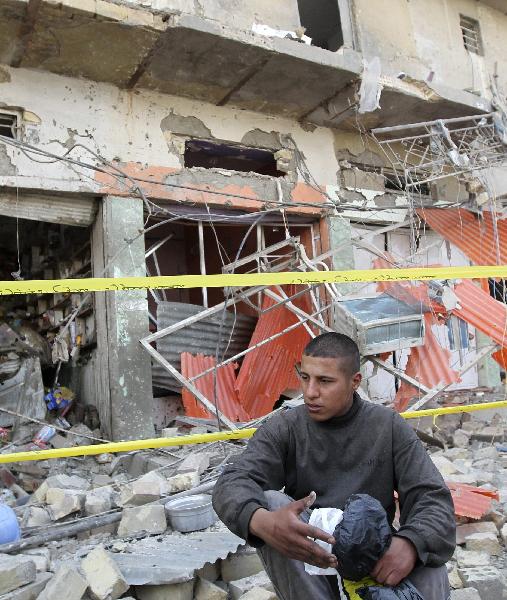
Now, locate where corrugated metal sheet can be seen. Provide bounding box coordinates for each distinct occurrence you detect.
[417,208,507,265]
[235,286,312,418]
[395,314,460,412]
[180,353,250,422]
[447,482,498,520]
[0,192,97,227]
[152,302,256,391]
[453,280,507,346]
[112,530,244,586]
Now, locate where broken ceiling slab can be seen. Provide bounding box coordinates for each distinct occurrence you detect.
[306,74,492,130]
[137,13,362,117]
[111,530,244,586]
[0,0,28,67]
[11,0,165,87]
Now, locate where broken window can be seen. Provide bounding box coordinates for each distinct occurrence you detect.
[184,140,285,177]
[460,15,483,55]
[0,112,18,139]
[297,0,343,51]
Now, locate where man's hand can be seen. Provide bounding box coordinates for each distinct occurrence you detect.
[249,492,338,569]
[371,536,417,586]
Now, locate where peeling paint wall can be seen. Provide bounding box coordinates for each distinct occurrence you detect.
[353,0,507,98]
[0,65,343,197]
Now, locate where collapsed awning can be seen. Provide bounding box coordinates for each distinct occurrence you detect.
[416,208,507,266]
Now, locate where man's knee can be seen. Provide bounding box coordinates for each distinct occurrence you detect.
[263,490,293,511]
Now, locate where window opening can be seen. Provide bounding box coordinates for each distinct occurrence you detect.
[348,163,431,195]
[460,15,483,55]
[0,112,18,139]
[184,140,285,177]
[447,316,469,351]
[297,0,343,51]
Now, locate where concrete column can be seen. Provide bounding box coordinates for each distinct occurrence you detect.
[476,329,502,388]
[92,195,154,441]
[327,212,356,295]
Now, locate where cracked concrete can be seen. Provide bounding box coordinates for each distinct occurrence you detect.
[0,144,17,176]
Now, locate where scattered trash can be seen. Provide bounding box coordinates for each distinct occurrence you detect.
[165,493,217,532]
[32,425,56,448]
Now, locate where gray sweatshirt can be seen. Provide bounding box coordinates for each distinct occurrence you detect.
[212,396,456,567]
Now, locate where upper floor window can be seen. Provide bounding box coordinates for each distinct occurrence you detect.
[297,0,343,51]
[460,15,483,55]
[0,112,18,139]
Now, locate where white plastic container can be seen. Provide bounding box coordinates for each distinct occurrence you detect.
[165,494,216,533]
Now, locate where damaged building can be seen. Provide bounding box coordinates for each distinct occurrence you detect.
[0,0,506,440]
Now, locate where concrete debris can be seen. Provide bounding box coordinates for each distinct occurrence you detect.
[120,480,161,507]
[117,505,167,537]
[221,546,264,582]
[36,565,88,600]
[0,554,36,595]
[0,572,51,600]
[46,489,85,521]
[177,453,211,475]
[167,471,200,493]
[194,577,228,600]
[228,572,275,600]
[136,580,194,600]
[238,588,278,600]
[81,546,129,600]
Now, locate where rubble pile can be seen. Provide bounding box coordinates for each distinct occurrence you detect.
[3,399,507,599]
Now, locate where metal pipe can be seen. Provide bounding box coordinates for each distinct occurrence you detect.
[198,221,208,308]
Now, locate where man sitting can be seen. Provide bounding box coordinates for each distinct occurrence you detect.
[212,332,455,600]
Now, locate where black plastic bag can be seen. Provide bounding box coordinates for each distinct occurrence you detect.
[357,580,425,600]
[332,494,392,581]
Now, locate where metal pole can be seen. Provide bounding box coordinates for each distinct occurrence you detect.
[198,221,208,308]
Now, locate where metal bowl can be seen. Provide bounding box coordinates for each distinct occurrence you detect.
[165,494,217,533]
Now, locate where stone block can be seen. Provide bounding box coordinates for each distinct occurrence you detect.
[471,427,505,443]
[35,565,87,600]
[0,572,51,600]
[501,523,507,545]
[120,480,160,507]
[31,475,90,503]
[136,580,193,600]
[49,434,74,450]
[117,505,167,536]
[472,459,496,473]
[238,588,277,600]
[456,522,499,545]
[46,489,84,520]
[0,555,36,595]
[342,168,385,192]
[81,547,128,600]
[444,448,470,460]
[84,491,112,516]
[177,453,210,475]
[458,566,505,599]
[196,562,220,583]
[465,532,501,556]
[18,550,49,573]
[195,577,227,600]
[161,427,180,438]
[446,474,478,486]
[452,430,471,449]
[431,455,460,476]
[474,446,499,461]
[229,572,274,600]
[221,547,264,583]
[450,590,482,600]
[166,471,199,493]
[92,475,113,487]
[137,471,169,495]
[22,506,51,528]
[448,565,463,589]
[455,548,490,568]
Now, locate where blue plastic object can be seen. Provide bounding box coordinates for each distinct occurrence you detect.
[0,503,20,544]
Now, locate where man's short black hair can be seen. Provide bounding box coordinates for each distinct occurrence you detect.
[303,332,360,375]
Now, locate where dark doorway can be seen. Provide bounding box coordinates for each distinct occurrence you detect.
[297,0,343,51]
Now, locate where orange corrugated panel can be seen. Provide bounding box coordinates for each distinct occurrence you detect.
[180,353,250,422]
[395,314,460,412]
[236,286,312,418]
[447,482,498,520]
[453,280,507,347]
[417,208,507,265]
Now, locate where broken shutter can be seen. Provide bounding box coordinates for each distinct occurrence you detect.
[0,192,97,227]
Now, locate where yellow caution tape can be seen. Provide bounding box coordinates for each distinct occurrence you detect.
[1,265,507,296]
[1,401,506,463]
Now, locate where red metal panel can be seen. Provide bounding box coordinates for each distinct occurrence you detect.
[180,353,250,422]
[395,313,460,411]
[447,482,498,520]
[417,208,507,266]
[235,286,312,418]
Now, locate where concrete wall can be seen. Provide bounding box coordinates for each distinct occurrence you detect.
[120,0,301,32]
[353,0,507,98]
[0,64,342,197]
